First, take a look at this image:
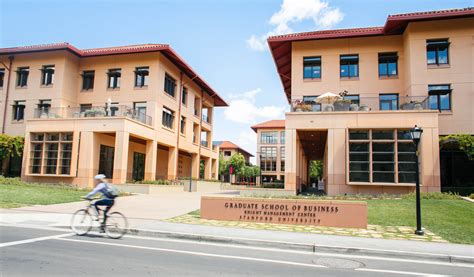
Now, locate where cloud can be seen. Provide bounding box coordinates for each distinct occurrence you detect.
[246,0,343,51]
[224,88,286,124]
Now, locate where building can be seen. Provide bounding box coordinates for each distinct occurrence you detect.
[267,8,474,195]
[0,43,227,187]
[214,141,253,164]
[251,120,286,183]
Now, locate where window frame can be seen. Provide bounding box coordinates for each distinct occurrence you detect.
[41,65,55,86]
[134,66,149,88]
[107,68,121,89]
[344,95,360,105]
[16,67,29,87]
[98,144,115,179]
[378,52,398,77]
[162,106,175,129]
[428,84,452,111]
[180,116,186,135]
[164,73,176,98]
[182,87,188,106]
[12,100,26,121]
[347,129,417,185]
[303,56,322,79]
[340,54,359,78]
[426,39,449,66]
[260,131,278,144]
[0,68,5,88]
[260,146,277,172]
[379,93,399,111]
[81,70,95,91]
[29,132,73,176]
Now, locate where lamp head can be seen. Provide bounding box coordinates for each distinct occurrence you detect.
[410,125,423,144]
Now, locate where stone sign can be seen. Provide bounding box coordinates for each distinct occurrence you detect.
[201,196,368,228]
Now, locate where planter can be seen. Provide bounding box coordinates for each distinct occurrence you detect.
[334,101,351,111]
[359,104,370,111]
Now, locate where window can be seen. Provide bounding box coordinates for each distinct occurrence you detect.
[427,39,449,65]
[260,147,277,172]
[280,131,285,144]
[80,104,92,113]
[109,102,119,116]
[29,132,72,175]
[135,67,149,87]
[38,99,51,113]
[0,68,4,88]
[348,129,416,184]
[134,102,147,122]
[303,56,321,79]
[13,100,25,121]
[428,84,451,111]
[260,132,278,144]
[98,145,114,179]
[194,97,200,116]
[378,52,398,77]
[280,147,285,172]
[224,151,231,157]
[134,102,147,115]
[82,71,95,90]
[180,116,186,134]
[201,131,209,147]
[340,55,358,78]
[162,107,174,129]
[164,74,176,97]
[182,87,188,106]
[107,69,121,89]
[41,65,55,86]
[379,94,399,110]
[303,95,321,111]
[344,95,360,105]
[16,67,29,87]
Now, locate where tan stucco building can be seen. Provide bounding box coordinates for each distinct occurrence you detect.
[267,8,474,195]
[0,43,227,187]
[214,141,253,164]
[251,120,286,183]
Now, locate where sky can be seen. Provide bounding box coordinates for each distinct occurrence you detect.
[0,0,471,163]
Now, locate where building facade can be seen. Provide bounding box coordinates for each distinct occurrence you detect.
[214,141,253,164]
[0,43,227,187]
[268,8,474,195]
[251,120,286,183]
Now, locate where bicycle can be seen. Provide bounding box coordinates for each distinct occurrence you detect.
[71,198,128,239]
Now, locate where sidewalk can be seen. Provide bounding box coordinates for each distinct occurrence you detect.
[1,205,472,264]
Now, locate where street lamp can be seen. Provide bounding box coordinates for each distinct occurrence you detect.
[410,125,424,236]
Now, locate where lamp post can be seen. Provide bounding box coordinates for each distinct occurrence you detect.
[410,125,424,236]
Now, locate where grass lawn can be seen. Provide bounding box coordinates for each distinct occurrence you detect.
[0,179,87,208]
[367,199,474,244]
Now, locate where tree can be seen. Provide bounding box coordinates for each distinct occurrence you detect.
[229,153,245,175]
[440,134,474,160]
[309,160,323,178]
[0,134,24,176]
[218,153,229,176]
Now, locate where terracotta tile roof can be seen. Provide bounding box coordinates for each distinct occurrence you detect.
[0,42,227,107]
[268,7,474,102]
[251,120,285,132]
[216,141,254,157]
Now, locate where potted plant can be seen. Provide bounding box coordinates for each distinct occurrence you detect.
[334,99,352,111]
[292,99,310,112]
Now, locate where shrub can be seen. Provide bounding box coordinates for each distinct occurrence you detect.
[401,192,460,200]
[469,193,474,200]
[133,179,174,185]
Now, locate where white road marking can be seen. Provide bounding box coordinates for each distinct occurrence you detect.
[56,237,327,269]
[0,233,74,248]
[122,234,474,268]
[356,268,450,276]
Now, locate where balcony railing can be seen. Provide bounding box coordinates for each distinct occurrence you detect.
[33,105,153,126]
[201,140,209,148]
[291,96,430,113]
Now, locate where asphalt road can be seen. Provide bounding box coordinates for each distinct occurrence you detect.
[0,225,472,276]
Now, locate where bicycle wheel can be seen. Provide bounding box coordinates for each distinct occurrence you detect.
[71,209,93,235]
[105,212,128,239]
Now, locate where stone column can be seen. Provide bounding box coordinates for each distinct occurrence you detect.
[145,140,157,181]
[77,131,95,188]
[212,158,218,180]
[191,153,200,179]
[285,129,297,192]
[113,131,129,184]
[167,146,178,180]
[204,157,212,179]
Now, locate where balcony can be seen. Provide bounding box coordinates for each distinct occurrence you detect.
[33,105,153,126]
[291,96,430,113]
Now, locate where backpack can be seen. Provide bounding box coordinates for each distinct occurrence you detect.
[103,183,120,199]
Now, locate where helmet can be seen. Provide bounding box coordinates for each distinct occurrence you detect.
[94,174,106,180]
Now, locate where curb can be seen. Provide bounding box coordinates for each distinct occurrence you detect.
[125,228,474,265]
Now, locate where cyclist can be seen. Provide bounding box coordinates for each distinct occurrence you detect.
[84,174,118,232]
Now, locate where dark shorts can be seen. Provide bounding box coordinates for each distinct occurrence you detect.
[94,199,115,210]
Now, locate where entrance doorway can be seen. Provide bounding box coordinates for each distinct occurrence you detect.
[297,130,327,194]
[132,152,145,181]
